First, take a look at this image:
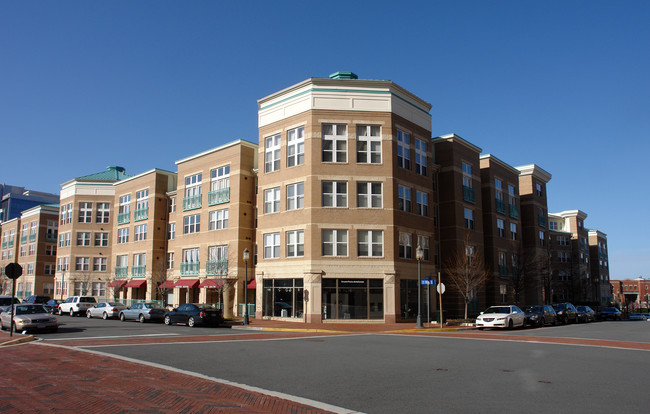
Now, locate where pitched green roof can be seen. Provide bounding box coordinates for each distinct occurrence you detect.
[76,166,131,182]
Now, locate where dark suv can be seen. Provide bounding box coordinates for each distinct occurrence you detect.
[552,302,579,324]
[23,295,51,304]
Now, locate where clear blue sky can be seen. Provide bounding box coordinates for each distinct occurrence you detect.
[1,1,648,279]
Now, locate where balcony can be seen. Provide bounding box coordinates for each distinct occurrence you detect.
[206,259,228,276]
[117,212,131,225]
[20,235,27,244]
[29,233,36,243]
[509,204,519,219]
[133,208,148,222]
[495,199,507,215]
[183,194,202,211]
[131,265,146,277]
[8,239,13,248]
[114,266,128,279]
[462,186,476,204]
[180,261,200,276]
[1,241,6,249]
[208,188,230,206]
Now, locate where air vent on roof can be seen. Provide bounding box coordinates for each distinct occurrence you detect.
[329,71,358,80]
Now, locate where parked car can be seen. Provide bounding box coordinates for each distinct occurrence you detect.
[86,302,127,319]
[0,296,20,314]
[58,296,97,316]
[163,304,224,327]
[119,302,166,323]
[628,313,647,321]
[23,295,51,304]
[524,305,557,327]
[475,305,526,330]
[552,303,579,324]
[597,307,622,321]
[0,304,58,333]
[43,299,63,314]
[576,306,596,323]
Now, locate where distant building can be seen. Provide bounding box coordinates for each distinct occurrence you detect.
[0,184,59,223]
[611,278,650,310]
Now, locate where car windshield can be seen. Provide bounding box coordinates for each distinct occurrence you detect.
[576,306,586,311]
[484,307,510,314]
[15,305,46,315]
[108,302,123,306]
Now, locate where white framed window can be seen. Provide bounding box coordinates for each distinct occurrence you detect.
[357,125,381,164]
[358,230,383,257]
[398,185,411,212]
[117,228,129,244]
[75,257,90,271]
[57,257,69,271]
[119,195,131,214]
[464,208,474,229]
[182,248,200,263]
[183,214,200,234]
[462,162,472,188]
[322,181,347,207]
[96,202,110,223]
[397,130,410,169]
[43,283,54,294]
[29,221,37,236]
[287,126,305,167]
[27,263,34,275]
[322,229,348,257]
[136,189,149,210]
[133,253,146,268]
[209,209,229,230]
[357,182,382,208]
[417,235,430,261]
[20,246,27,257]
[78,202,93,223]
[414,138,427,175]
[55,281,68,297]
[536,183,543,197]
[76,232,91,246]
[168,197,176,213]
[539,230,545,246]
[94,232,109,247]
[167,223,176,240]
[167,252,174,269]
[495,179,504,201]
[45,245,56,256]
[93,257,107,271]
[263,232,280,259]
[497,219,505,238]
[210,165,230,192]
[92,282,106,297]
[416,191,428,216]
[500,284,507,303]
[286,182,304,210]
[399,232,412,259]
[207,245,228,275]
[510,223,517,240]
[264,187,281,214]
[322,124,347,163]
[134,224,147,241]
[28,244,35,256]
[286,230,304,257]
[265,133,281,172]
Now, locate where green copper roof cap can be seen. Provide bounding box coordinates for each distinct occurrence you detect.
[76,166,131,181]
[329,71,358,80]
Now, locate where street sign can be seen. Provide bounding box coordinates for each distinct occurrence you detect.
[4,263,22,279]
[421,279,437,285]
[437,282,446,294]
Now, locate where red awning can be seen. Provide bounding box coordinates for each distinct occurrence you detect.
[107,280,126,288]
[124,280,147,288]
[199,278,224,289]
[159,280,176,289]
[174,278,199,289]
[247,279,256,289]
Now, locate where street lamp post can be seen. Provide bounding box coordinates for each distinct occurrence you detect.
[416,244,424,328]
[242,248,250,325]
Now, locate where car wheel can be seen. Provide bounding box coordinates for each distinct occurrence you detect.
[50,326,58,333]
[120,313,126,321]
[539,318,545,327]
[478,327,484,330]
[508,319,514,329]
[86,311,92,318]
[58,308,63,316]
[139,314,145,324]
[164,315,171,325]
[102,312,108,320]
[70,309,75,317]
[188,316,196,327]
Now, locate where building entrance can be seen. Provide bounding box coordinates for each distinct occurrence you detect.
[322,278,383,320]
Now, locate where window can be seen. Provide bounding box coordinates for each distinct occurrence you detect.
[549,221,558,230]
[322,181,347,207]
[264,233,280,259]
[181,249,199,275]
[207,245,228,275]
[462,162,472,188]
[265,133,281,172]
[117,228,129,244]
[399,232,412,259]
[499,252,507,276]
[414,138,427,175]
[167,223,176,240]
[167,252,174,269]
[44,264,55,275]
[119,195,131,214]
[57,257,69,271]
[92,283,106,297]
[510,223,518,240]
[287,126,305,167]
[45,245,56,256]
[210,165,230,204]
[322,229,348,256]
[168,197,176,213]
[286,182,304,210]
[182,248,199,263]
[26,263,34,275]
[135,189,149,219]
[536,183,543,197]
[398,185,411,212]
[134,224,147,241]
[94,232,109,247]
[264,187,281,213]
[539,231,545,246]
[497,219,505,238]
[209,209,229,230]
[75,257,90,271]
[78,202,92,223]
[358,230,383,257]
[28,244,35,256]
[357,182,382,208]
[416,191,428,216]
[46,220,58,240]
[96,202,110,223]
[464,208,474,229]
[558,252,570,263]
[397,130,410,169]
[29,221,37,236]
[500,284,507,303]
[357,125,381,164]
[20,246,26,257]
[93,257,107,271]
[133,253,146,274]
[59,232,71,247]
[286,230,304,257]
[76,232,91,246]
[417,235,430,261]
[322,124,347,162]
[183,214,200,234]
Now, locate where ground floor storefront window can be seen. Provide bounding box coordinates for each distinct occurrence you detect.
[263,278,303,318]
[322,279,383,320]
[400,279,419,320]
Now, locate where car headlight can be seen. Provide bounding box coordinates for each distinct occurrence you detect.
[530,315,539,319]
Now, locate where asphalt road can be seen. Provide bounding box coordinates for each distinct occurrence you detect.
[41,317,650,414]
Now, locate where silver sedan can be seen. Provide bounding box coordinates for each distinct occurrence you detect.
[86,302,127,320]
[0,304,58,333]
[119,302,166,323]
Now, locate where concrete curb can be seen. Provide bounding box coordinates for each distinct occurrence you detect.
[0,334,36,347]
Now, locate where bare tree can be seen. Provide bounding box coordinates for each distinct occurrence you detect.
[151,260,171,307]
[0,273,10,295]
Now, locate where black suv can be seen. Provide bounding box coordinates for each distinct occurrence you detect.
[552,302,579,324]
[23,295,51,304]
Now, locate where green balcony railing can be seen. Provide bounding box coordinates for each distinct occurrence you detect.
[117,211,131,225]
[1,241,6,249]
[8,239,14,248]
[509,204,519,219]
[208,188,230,206]
[114,266,128,279]
[180,261,200,275]
[20,235,27,244]
[206,259,228,276]
[183,194,202,211]
[131,265,146,277]
[133,208,148,222]
[462,186,476,204]
[495,199,507,214]
[29,233,36,242]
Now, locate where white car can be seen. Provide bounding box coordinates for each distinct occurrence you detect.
[59,296,97,316]
[86,302,127,319]
[476,305,526,330]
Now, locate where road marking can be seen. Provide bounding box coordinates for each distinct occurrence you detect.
[45,333,180,341]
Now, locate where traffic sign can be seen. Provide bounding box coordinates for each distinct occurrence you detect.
[4,263,22,280]
[437,282,446,294]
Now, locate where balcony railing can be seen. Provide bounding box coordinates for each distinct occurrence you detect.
[117,211,131,225]
[180,261,200,276]
[133,208,148,222]
[1,241,6,249]
[206,259,228,276]
[20,235,27,244]
[8,239,13,248]
[509,204,519,219]
[131,265,146,277]
[29,233,36,242]
[462,186,476,204]
[208,188,230,206]
[183,194,202,211]
[114,266,128,278]
[495,199,507,214]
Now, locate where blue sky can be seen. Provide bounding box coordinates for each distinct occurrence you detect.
[1,1,648,278]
